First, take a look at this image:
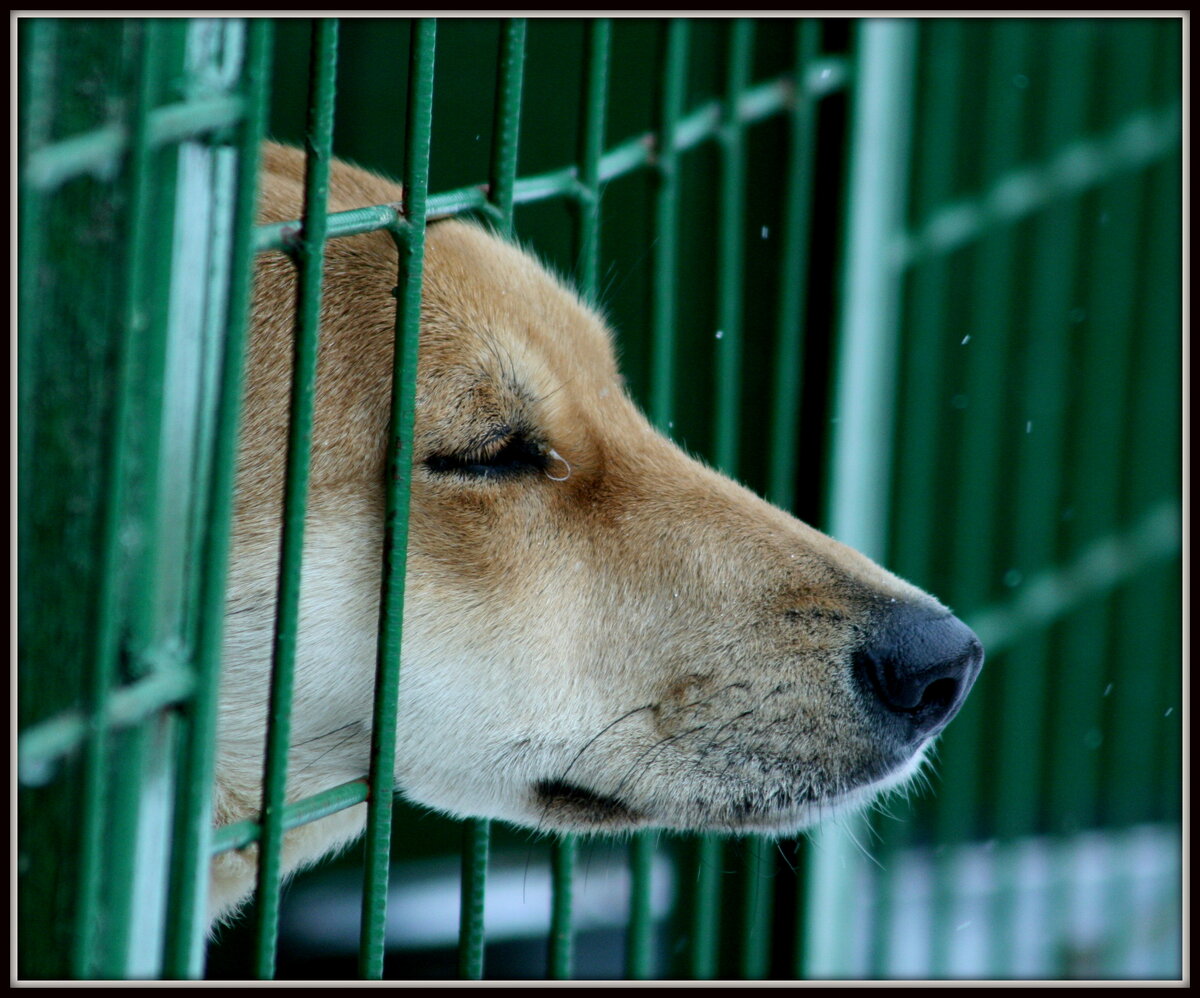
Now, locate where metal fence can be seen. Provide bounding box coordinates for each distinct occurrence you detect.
[17,16,1183,982]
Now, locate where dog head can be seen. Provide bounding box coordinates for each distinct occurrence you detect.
[228,143,983,852]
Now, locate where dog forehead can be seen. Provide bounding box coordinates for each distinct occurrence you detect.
[420,219,619,391]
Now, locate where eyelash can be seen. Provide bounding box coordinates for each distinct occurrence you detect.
[425,434,548,479]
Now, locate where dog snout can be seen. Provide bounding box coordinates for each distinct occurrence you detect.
[853,602,984,745]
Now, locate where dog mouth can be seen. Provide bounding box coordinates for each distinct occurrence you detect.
[533,778,645,827]
[529,747,927,835]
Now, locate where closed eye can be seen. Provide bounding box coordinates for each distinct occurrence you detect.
[425,432,548,479]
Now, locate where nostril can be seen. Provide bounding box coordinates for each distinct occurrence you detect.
[919,676,962,714]
[854,606,984,744]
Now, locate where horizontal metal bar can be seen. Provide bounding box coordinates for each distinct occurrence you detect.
[24,94,246,190]
[211,778,371,854]
[18,662,196,785]
[253,204,404,254]
[967,500,1181,656]
[513,165,587,206]
[252,59,853,249]
[427,184,494,219]
[895,102,1182,268]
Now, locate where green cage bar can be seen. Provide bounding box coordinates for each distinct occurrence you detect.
[803,18,916,979]
[19,15,1181,983]
[73,22,165,976]
[765,20,820,512]
[686,836,723,979]
[457,818,491,980]
[455,17,526,982]
[648,19,689,434]
[251,18,339,979]
[164,20,273,977]
[546,19,612,983]
[986,19,1095,976]
[357,19,437,980]
[930,21,1032,976]
[547,837,578,980]
[864,19,967,973]
[712,18,752,474]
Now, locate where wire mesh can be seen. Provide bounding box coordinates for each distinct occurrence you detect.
[18,15,1181,983]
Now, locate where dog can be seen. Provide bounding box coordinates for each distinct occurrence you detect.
[210,142,983,924]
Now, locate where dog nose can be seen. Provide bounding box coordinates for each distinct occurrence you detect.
[853,603,984,744]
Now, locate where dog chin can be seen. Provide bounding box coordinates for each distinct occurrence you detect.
[520,744,932,837]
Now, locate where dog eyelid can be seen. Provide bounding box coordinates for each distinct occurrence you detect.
[425,431,549,480]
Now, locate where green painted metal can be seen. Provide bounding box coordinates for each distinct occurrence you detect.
[739,836,774,979]
[803,18,917,980]
[625,832,657,979]
[453,18,527,982]
[765,20,820,512]
[357,18,437,981]
[251,19,339,979]
[163,20,273,978]
[712,18,752,473]
[930,21,1033,977]
[574,18,610,301]
[686,835,722,979]
[488,19,527,235]
[649,19,689,434]
[800,16,1182,980]
[20,15,1182,983]
[546,21,611,982]
[985,18,1095,974]
[214,779,369,853]
[18,15,267,980]
[73,23,166,976]
[458,818,491,980]
[548,836,577,979]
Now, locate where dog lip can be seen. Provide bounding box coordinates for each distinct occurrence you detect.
[533,778,640,826]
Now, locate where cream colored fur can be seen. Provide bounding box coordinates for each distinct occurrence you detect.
[211,143,949,924]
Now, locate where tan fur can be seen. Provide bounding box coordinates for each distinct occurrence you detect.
[212,143,957,924]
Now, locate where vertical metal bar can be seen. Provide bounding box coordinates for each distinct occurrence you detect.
[574,18,610,299]
[687,835,722,979]
[1050,7,1151,854]
[714,19,777,981]
[802,19,916,979]
[547,836,577,980]
[931,19,1031,978]
[489,18,527,235]
[989,19,1095,976]
[624,21,690,981]
[866,18,967,977]
[1113,19,1182,832]
[252,18,338,979]
[889,16,965,592]
[776,23,822,978]
[163,19,272,979]
[649,19,689,433]
[358,17,436,980]
[625,831,656,979]
[766,20,820,513]
[17,19,55,553]
[712,18,752,474]
[549,19,610,983]
[739,836,774,979]
[458,819,490,979]
[74,21,163,976]
[105,21,190,973]
[455,17,526,981]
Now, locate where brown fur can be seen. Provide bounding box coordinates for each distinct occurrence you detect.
[211,143,971,924]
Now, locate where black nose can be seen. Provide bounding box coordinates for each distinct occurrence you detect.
[853,602,984,744]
